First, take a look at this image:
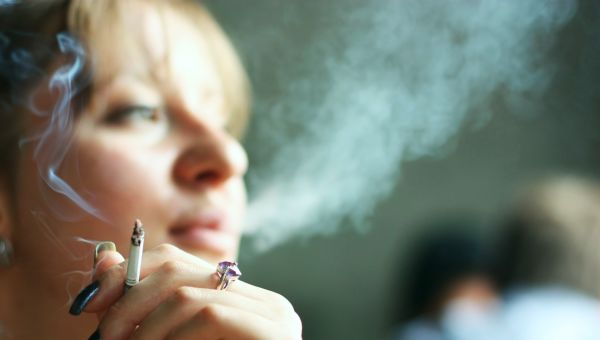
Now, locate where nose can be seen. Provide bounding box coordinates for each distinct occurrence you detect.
[173,128,248,189]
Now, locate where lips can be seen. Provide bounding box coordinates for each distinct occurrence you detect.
[168,210,237,255]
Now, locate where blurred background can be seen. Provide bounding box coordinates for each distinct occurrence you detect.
[205,1,600,339]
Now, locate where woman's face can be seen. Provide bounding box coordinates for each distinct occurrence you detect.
[10,4,248,296]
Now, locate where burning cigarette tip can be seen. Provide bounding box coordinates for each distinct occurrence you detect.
[134,219,144,232]
[126,219,145,288]
[131,218,145,246]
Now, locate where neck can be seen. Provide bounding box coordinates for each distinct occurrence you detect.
[0,265,97,339]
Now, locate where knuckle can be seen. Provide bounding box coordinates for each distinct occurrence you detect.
[269,292,294,311]
[196,304,223,324]
[159,260,182,275]
[171,286,198,305]
[266,292,302,333]
[291,312,303,334]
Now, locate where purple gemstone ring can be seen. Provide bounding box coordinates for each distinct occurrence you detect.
[216,261,242,290]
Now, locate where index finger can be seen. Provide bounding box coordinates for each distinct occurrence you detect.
[83,244,212,314]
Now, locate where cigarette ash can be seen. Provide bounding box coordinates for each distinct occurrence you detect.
[131,219,145,246]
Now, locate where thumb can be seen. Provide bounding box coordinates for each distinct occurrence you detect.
[93,242,125,279]
[69,242,125,316]
[84,242,126,316]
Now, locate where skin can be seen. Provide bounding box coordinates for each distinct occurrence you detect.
[0,3,301,339]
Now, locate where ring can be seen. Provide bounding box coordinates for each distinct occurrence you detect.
[216,261,242,290]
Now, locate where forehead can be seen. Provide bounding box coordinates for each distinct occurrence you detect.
[89,3,223,99]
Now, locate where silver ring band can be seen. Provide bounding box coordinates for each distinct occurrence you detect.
[215,261,242,290]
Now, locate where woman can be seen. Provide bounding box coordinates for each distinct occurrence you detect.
[0,0,301,339]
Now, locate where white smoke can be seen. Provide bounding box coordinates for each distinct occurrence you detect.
[0,0,17,7]
[1,26,105,222]
[243,0,577,251]
[15,33,105,221]
[0,0,580,253]
[34,33,104,221]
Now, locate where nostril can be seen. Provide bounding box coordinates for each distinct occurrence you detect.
[195,171,218,183]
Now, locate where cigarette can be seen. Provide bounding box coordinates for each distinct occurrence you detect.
[125,219,145,290]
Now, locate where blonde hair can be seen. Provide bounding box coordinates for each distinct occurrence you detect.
[496,175,600,298]
[0,0,250,180]
[68,0,250,136]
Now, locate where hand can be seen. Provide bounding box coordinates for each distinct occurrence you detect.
[83,244,302,340]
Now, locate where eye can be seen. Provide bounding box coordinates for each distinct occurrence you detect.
[104,105,165,125]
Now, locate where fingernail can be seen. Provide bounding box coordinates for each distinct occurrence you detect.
[88,328,100,340]
[94,241,116,267]
[69,281,100,316]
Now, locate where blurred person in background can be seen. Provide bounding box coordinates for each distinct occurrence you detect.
[489,175,600,340]
[393,175,600,340]
[391,220,498,340]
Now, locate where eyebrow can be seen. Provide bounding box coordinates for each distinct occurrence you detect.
[93,68,160,93]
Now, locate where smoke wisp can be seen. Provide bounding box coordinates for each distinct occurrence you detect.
[241,0,577,251]
[0,28,102,222]
[33,33,104,221]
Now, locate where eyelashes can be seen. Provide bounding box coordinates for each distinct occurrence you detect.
[104,105,166,125]
[101,103,237,140]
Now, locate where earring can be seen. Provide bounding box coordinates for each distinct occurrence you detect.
[0,238,14,267]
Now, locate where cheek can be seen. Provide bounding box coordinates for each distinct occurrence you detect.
[70,137,174,224]
[228,180,247,228]
[13,136,173,259]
